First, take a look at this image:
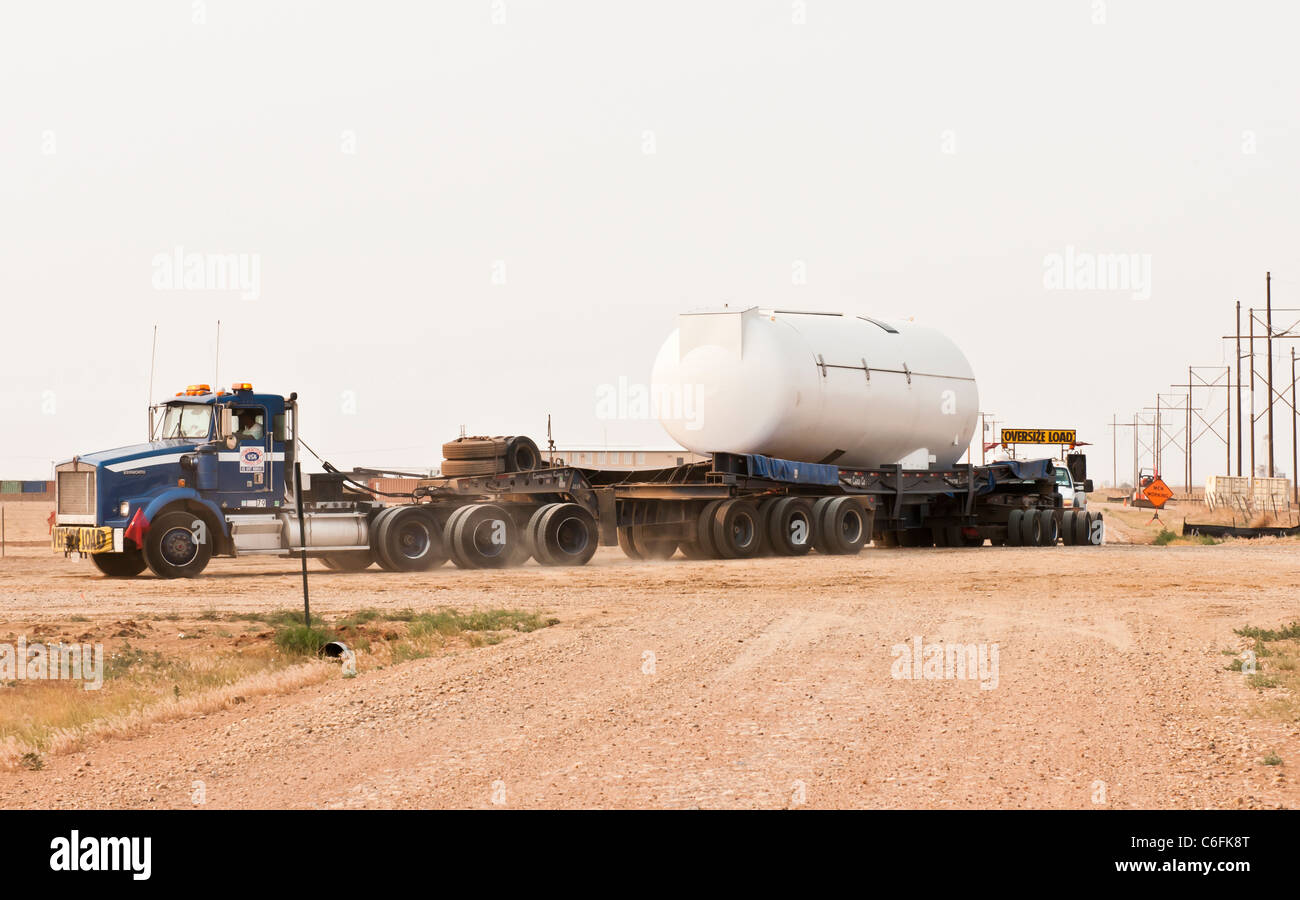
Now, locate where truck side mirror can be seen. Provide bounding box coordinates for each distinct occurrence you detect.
[218,407,237,449]
[1083,479,1094,493]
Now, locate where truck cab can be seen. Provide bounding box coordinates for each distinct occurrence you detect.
[52,383,296,577]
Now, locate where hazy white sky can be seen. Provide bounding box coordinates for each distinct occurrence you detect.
[2,1,1296,484]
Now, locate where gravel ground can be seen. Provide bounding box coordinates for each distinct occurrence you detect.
[1,509,1297,809]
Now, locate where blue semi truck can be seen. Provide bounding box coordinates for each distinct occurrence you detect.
[51,383,1100,579]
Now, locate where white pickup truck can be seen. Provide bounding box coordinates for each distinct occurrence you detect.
[1053,461,1090,509]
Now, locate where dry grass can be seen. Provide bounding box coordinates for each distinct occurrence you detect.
[1231,622,1300,736]
[0,606,556,771]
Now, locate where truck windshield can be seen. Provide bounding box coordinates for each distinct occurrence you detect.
[1055,468,1072,486]
[160,404,213,440]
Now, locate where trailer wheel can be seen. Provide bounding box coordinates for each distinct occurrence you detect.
[1038,511,1059,546]
[533,503,599,567]
[1091,511,1106,545]
[632,528,678,560]
[1076,509,1097,543]
[712,499,764,558]
[820,497,869,555]
[809,497,836,553]
[91,549,148,578]
[450,503,517,569]
[375,507,446,571]
[1006,510,1024,546]
[143,509,213,578]
[616,527,643,560]
[1060,509,1081,543]
[1018,509,1043,547]
[766,497,815,556]
[441,504,477,569]
[686,500,726,559]
[322,551,375,571]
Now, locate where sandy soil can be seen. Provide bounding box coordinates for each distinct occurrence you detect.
[1,501,1297,809]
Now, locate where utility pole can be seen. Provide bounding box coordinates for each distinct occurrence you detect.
[1266,272,1275,476]
[1111,413,1117,487]
[1250,307,1256,477]
[1293,347,1298,506]
[1235,301,1242,475]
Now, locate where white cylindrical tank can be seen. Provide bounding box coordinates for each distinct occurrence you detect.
[651,307,979,469]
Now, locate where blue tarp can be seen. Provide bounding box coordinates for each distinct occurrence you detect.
[745,454,841,486]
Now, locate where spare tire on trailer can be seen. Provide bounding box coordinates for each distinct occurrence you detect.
[502,436,542,472]
[449,503,518,569]
[442,437,507,460]
[440,457,503,477]
[530,503,599,567]
[375,506,446,572]
[819,497,869,555]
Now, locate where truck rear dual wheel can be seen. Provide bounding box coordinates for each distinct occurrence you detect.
[91,549,148,578]
[528,503,599,566]
[446,503,518,569]
[143,510,214,578]
[374,506,446,572]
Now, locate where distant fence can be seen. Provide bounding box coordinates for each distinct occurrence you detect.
[1204,475,1293,516]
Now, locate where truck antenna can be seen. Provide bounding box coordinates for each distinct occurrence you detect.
[214,319,221,390]
[147,324,158,438]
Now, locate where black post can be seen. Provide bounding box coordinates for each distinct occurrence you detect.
[294,461,311,626]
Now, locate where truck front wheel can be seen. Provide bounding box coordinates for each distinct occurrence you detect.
[143,510,213,578]
[91,549,148,578]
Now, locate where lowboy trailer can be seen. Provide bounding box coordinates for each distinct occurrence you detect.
[51,384,1101,579]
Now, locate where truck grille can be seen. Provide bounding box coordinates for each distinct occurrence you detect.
[57,470,96,517]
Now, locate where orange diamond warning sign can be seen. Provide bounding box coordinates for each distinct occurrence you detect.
[1141,477,1173,508]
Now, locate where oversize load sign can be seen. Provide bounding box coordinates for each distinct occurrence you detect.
[1000,428,1077,445]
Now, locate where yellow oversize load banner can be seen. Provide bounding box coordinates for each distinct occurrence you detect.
[52,525,114,554]
[1000,428,1077,445]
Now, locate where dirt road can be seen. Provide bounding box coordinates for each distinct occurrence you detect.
[1,528,1298,809]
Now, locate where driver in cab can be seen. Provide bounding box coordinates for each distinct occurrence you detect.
[235,409,264,442]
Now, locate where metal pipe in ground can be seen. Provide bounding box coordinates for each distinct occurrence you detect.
[295,461,310,627]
